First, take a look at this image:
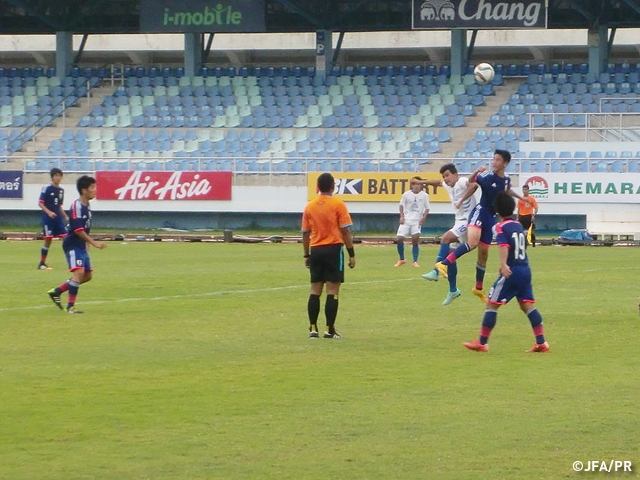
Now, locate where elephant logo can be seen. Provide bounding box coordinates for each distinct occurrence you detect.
[420,0,456,21]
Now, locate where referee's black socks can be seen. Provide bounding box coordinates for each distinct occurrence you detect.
[325,294,339,333]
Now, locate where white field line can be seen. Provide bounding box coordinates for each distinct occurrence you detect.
[1,278,418,313]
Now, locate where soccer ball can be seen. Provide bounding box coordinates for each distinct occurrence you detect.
[474,63,495,84]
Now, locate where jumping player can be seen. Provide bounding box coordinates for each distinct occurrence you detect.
[420,163,477,305]
[463,191,549,353]
[434,150,522,303]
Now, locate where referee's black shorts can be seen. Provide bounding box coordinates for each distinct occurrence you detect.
[518,214,533,231]
[309,244,345,283]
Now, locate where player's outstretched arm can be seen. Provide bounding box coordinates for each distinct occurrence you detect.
[506,188,523,201]
[420,179,442,187]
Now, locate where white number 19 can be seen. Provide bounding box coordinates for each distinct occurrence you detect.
[511,232,526,260]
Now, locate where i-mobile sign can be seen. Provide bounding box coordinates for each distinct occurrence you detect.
[96,171,232,201]
[140,0,266,33]
[412,0,547,29]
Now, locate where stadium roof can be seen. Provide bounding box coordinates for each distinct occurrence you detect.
[3,0,640,34]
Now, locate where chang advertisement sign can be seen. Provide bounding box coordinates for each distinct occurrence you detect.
[412,0,547,29]
[141,0,266,33]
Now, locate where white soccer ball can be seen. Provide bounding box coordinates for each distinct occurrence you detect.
[474,63,495,84]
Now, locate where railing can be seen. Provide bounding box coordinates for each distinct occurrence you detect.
[14,154,431,176]
[13,154,639,177]
[527,111,640,143]
[8,78,101,154]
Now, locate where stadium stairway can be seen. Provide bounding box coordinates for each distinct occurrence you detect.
[11,84,115,162]
[434,78,521,165]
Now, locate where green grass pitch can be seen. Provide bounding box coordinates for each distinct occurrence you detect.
[1,239,639,479]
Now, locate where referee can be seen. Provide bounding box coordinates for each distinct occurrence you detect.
[517,184,539,247]
[301,173,356,339]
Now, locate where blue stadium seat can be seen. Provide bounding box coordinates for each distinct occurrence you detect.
[486,115,501,127]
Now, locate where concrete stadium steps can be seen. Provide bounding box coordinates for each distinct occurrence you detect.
[12,85,115,161]
[433,78,522,161]
[8,77,524,173]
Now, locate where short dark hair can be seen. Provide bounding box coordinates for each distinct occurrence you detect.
[317,172,335,194]
[77,175,96,194]
[522,184,530,190]
[494,191,515,218]
[439,163,458,175]
[50,168,63,177]
[494,149,511,163]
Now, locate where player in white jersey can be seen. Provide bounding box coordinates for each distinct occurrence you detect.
[420,164,478,305]
[394,176,430,267]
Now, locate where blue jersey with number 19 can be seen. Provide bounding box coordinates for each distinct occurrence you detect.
[495,219,528,267]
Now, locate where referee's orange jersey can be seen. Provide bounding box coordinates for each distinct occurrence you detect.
[302,194,353,247]
[517,196,538,216]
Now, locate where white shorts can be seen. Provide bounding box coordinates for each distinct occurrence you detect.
[397,223,421,238]
[448,220,469,246]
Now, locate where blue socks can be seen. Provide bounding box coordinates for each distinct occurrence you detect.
[527,308,546,344]
[412,244,419,263]
[436,242,450,263]
[397,241,404,260]
[443,242,471,266]
[448,261,458,292]
[480,310,498,344]
[475,263,486,290]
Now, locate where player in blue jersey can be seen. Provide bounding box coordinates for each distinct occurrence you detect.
[47,176,106,314]
[38,168,68,270]
[434,150,522,303]
[463,192,549,353]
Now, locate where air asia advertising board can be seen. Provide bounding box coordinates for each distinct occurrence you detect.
[96,171,232,201]
[412,0,547,29]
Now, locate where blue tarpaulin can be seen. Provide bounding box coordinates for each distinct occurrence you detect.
[558,229,593,245]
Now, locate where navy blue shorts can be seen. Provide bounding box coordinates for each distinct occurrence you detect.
[487,265,535,305]
[65,247,93,272]
[42,218,67,238]
[467,205,495,246]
